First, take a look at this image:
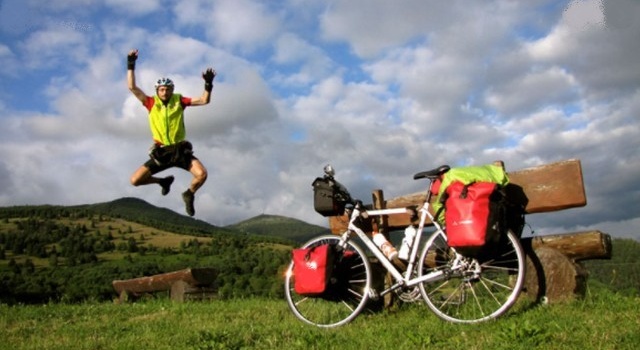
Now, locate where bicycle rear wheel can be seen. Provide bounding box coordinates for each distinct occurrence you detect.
[417,230,525,323]
[285,235,371,327]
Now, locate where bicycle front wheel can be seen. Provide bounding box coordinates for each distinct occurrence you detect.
[417,230,525,323]
[284,235,372,328]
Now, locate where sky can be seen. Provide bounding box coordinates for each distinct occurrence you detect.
[0,0,638,240]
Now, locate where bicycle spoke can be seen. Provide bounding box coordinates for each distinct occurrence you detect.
[477,277,507,307]
[340,299,356,312]
[481,264,519,273]
[440,282,466,308]
[347,287,364,298]
[294,295,310,307]
[468,282,488,317]
[480,275,514,292]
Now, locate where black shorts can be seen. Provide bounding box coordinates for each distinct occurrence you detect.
[144,141,197,175]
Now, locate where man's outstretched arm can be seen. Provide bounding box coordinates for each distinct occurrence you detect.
[190,68,216,106]
[127,49,149,104]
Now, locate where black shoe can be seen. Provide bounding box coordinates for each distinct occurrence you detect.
[160,176,174,196]
[182,190,195,216]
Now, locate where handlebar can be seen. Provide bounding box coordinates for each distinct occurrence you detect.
[314,163,450,220]
[324,164,450,207]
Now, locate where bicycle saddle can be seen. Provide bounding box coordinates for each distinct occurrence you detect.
[413,165,450,180]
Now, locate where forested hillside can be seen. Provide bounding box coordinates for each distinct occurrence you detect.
[227,214,329,243]
[2,197,233,237]
[0,198,304,304]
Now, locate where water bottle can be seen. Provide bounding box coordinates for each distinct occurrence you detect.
[373,233,398,260]
[398,225,417,260]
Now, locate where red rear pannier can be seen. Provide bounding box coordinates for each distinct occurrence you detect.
[292,244,334,296]
[444,181,500,248]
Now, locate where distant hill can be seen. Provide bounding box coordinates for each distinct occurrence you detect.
[227,214,330,243]
[0,198,326,243]
[0,197,231,237]
[84,197,232,237]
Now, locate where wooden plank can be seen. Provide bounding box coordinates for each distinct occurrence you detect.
[385,193,435,229]
[372,189,388,235]
[329,159,587,233]
[508,159,586,214]
[329,215,350,234]
[112,268,218,295]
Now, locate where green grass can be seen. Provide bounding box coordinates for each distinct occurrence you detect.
[1,284,638,350]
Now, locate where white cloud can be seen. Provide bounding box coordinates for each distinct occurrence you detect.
[18,25,89,70]
[104,0,162,16]
[319,0,456,58]
[270,33,335,86]
[563,0,606,31]
[0,44,12,57]
[173,0,282,52]
[484,66,578,115]
[0,0,639,240]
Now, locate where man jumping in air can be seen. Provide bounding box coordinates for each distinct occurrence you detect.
[127,49,216,216]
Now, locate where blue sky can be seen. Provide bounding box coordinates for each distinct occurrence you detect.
[0,0,639,240]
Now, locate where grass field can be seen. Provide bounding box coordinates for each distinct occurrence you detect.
[1,283,638,350]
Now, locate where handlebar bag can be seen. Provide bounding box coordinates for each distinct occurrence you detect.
[292,244,335,296]
[444,181,505,249]
[312,177,347,217]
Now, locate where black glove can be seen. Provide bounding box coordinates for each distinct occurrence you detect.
[203,68,215,92]
[127,51,138,70]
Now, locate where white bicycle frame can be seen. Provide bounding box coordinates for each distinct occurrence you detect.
[340,184,463,298]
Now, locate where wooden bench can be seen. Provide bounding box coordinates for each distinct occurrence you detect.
[326,159,612,303]
[112,268,218,303]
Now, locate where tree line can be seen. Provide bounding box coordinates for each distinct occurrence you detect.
[0,213,293,304]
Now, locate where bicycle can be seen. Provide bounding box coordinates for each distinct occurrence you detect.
[284,164,526,327]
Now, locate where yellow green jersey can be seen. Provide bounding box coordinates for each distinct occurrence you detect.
[143,94,193,146]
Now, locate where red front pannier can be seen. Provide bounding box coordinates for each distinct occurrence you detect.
[292,244,335,296]
[444,181,502,249]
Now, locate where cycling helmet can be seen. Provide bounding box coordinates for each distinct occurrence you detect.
[155,77,174,89]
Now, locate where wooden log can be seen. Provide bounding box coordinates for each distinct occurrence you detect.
[523,246,588,303]
[112,268,218,295]
[329,159,586,233]
[170,280,217,302]
[519,230,611,304]
[523,230,612,261]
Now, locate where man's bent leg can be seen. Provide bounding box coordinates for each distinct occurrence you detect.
[130,165,173,195]
[182,159,208,216]
[130,166,156,186]
[188,159,208,193]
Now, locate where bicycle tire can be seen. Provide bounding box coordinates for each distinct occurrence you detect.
[284,235,372,327]
[417,229,525,323]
